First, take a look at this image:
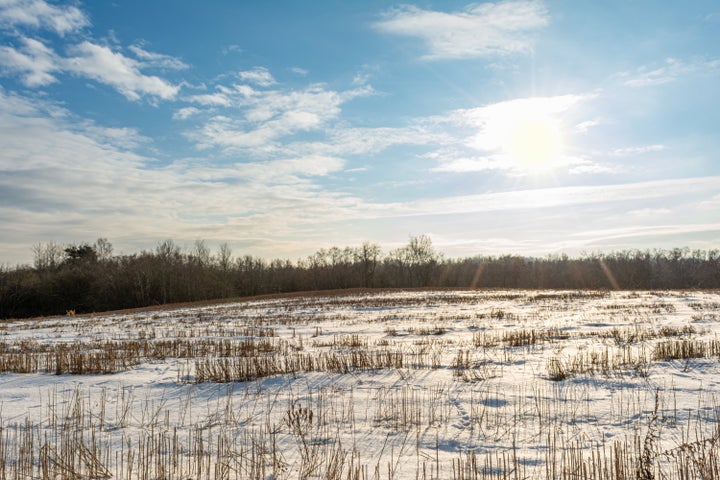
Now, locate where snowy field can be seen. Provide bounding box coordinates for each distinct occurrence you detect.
[1,289,720,479]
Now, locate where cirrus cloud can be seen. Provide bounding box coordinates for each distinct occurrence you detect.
[184,79,375,155]
[0,0,88,35]
[237,66,276,87]
[0,36,57,86]
[65,42,180,101]
[0,1,182,103]
[374,0,549,60]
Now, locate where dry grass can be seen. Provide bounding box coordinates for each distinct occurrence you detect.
[1,289,719,479]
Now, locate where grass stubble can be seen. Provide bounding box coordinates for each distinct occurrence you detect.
[0,290,719,478]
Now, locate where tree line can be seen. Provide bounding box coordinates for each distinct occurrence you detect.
[1,236,718,319]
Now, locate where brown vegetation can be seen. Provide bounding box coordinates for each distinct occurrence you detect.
[2,236,719,319]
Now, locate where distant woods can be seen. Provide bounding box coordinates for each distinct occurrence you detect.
[1,236,719,319]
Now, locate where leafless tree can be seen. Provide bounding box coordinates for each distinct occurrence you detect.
[32,241,65,270]
[217,243,233,271]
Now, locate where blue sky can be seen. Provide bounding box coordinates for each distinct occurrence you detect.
[1,0,719,265]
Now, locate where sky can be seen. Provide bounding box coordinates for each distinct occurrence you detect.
[1,0,719,266]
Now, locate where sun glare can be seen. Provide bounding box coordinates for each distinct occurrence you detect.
[498,105,564,174]
[502,113,565,173]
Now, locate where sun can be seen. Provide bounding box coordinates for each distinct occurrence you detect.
[501,113,565,173]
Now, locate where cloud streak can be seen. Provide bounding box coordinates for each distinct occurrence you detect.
[374,0,549,60]
[128,45,189,70]
[2,83,719,264]
[388,177,720,218]
[184,80,375,155]
[0,36,57,86]
[621,57,720,87]
[0,39,181,101]
[65,42,180,101]
[0,2,182,102]
[0,0,88,35]
[0,89,366,262]
[237,66,276,87]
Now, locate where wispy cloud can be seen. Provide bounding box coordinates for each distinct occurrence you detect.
[64,42,180,101]
[374,0,549,60]
[237,66,276,87]
[574,119,601,133]
[221,44,242,55]
[128,45,188,70]
[447,94,589,151]
[621,57,720,87]
[185,78,375,155]
[416,94,599,174]
[2,83,719,263]
[611,144,667,156]
[427,150,511,173]
[374,176,720,218]
[182,87,601,178]
[173,106,201,120]
[0,2,181,102]
[81,124,151,150]
[568,223,720,242]
[185,92,232,107]
[317,126,444,156]
[0,36,57,86]
[0,89,367,262]
[566,158,618,175]
[290,66,308,76]
[0,0,88,35]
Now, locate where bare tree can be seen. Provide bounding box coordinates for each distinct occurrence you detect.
[94,238,114,261]
[193,239,211,266]
[156,239,181,260]
[217,243,233,271]
[397,235,440,287]
[355,242,381,287]
[32,241,64,270]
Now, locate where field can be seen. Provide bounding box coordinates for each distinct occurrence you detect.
[1,289,720,479]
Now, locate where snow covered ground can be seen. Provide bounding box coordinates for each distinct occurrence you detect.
[1,289,719,479]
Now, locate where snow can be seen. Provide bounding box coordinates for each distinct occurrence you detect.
[0,289,719,478]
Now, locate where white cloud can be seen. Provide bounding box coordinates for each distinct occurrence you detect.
[0,90,367,264]
[566,159,618,175]
[627,208,672,217]
[185,92,231,107]
[290,66,308,76]
[237,66,276,87]
[374,0,549,60]
[128,45,188,70]
[622,57,720,87]
[0,1,182,103]
[241,155,345,180]
[185,81,375,155]
[430,155,510,173]
[370,176,720,219]
[699,194,720,208]
[2,87,720,264]
[0,36,181,102]
[611,144,667,156]
[0,36,58,86]
[221,44,242,55]
[173,106,201,120]
[81,124,150,150]
[320,126,444,155]
[574,119,601,133]
[0,0,88,35]
[568,223,720,243]
[446,94,589,149]
[65,42,180,101]
[184,88,601,182]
